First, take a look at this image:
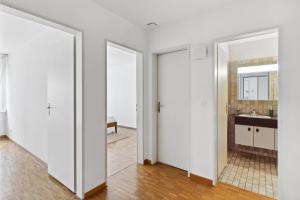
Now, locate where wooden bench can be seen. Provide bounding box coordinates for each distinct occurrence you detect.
[107,117,117,133]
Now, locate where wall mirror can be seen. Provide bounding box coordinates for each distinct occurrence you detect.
[238,64,278,101]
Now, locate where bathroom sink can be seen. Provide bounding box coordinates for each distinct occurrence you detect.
[238,114,272,119]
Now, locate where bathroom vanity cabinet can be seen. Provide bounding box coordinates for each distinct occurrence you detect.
[253,126,275,149]
[235,124,254,146]
[235,115,278,151]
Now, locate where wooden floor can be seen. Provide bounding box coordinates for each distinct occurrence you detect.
[0,136,271,200]
[88,164,271,200]
[0,136,77,200]
[107,127,137,176]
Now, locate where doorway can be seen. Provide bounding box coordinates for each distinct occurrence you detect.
[105,41,144,178]
[157,49,190,171]
[0,4,83,199]
[216,29,279,199]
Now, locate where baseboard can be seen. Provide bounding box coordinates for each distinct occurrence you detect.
[84,182,107,198]
[143,159,151,165]
[118,125,136,130]
[190,173,213,186]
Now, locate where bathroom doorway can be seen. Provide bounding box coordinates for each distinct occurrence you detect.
[216,29,279,199]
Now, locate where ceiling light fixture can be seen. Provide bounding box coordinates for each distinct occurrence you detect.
[237,64,278,74]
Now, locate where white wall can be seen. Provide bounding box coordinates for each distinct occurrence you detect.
[0,112,6,135]
[229,37,278,61]
[0,0,148,193]
[148,1,300,199]
[6,28,73,164]
[107,45,136,128]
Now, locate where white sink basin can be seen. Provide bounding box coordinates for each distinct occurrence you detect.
[238,114,272,119]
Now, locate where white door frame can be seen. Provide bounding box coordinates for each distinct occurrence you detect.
[0,4,84,199]
[213,28,279,185]
[104,40,144,180]
[151,44,191,175]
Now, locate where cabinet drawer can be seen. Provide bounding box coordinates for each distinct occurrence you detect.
[254,126,275,150]
[235,125,253,146]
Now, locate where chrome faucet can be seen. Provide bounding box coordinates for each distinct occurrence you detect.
[250,109,256,116]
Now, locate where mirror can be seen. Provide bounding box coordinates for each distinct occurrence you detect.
[238,64,278,101]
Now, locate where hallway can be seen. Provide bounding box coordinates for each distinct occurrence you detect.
[0,136,271,200]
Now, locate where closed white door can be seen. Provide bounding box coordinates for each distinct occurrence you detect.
[217,44,229,177]
[47,35,75,192]
[158,50,189,171]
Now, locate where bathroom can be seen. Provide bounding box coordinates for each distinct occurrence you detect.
[217,30,278,199]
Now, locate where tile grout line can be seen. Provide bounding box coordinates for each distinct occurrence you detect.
[244,155,252,191]
[232,151,240,185]
[239,153,247,189]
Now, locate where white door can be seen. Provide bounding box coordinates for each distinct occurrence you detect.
[217,44,228,177]
[47,35,75,192]
[157,50,189,171]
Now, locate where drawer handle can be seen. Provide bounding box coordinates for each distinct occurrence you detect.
[248,128,251,131]
[256,128,259,132]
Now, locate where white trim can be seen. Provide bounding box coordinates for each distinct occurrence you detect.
[104,40,145,181]
[75,32,83,199]
[151,44,192,175]
[136,51,145,165]
[0,3,84,199]
[213,28,279,186]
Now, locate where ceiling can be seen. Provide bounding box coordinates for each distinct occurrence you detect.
[94,0,237,29]
[0,12,60,53]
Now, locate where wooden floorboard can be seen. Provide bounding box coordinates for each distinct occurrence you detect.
[107,127,137,177]
[0,137,271,200]
[87,163,271,200]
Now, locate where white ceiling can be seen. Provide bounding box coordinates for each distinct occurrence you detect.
[94,0,237,29]
[0,12,50,53]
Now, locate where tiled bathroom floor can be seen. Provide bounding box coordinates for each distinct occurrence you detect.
[219,151,278,199]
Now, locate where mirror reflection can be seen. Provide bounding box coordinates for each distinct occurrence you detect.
[238,64,278,101]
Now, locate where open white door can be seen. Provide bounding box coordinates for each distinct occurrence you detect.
[47,34,75,192]
[157,50,189,171]
[217,43,229,177]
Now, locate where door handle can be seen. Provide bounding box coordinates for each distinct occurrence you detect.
[157,101,164,113]
[47,103,56,115]
[157,101,161,113]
